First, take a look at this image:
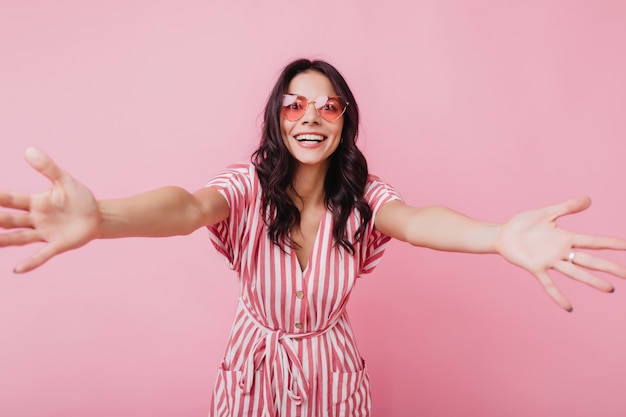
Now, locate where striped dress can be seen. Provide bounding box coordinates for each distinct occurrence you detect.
[206,163,402,417]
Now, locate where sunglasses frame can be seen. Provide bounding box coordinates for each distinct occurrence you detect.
[281,94,349,122]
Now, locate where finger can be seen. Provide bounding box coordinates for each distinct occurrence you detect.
[573,234,626,251]
[567,251,626,279]
[534,270,573,312]
[0,229,42,247]
[24,147,67,184]
[14,244,59,273]
[0,191,31,210]
[553,260,614,292]
[0,211,33,229]
[543,196,591,221]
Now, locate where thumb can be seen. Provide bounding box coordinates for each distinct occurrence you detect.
[544,196,591,221]
[24,147,67,184]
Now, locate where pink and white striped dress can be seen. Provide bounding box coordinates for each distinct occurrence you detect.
[206,163,401,417]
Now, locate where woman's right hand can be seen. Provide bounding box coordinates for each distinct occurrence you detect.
[0,147,101,273]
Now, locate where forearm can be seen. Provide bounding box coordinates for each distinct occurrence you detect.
[404,205,501,253]
[98,186,222,239]
[376,201,502,254]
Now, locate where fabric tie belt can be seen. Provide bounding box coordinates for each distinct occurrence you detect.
[237,300,342,416]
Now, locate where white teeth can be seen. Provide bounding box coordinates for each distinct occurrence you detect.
[295,134,325,142]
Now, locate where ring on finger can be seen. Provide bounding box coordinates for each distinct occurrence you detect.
[567,251,576,263]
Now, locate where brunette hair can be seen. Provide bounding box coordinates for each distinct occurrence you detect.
[252,59,372,254]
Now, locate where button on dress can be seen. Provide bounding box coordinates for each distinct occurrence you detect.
[206,163,401,417]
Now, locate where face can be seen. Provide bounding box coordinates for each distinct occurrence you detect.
[280,70,344,170]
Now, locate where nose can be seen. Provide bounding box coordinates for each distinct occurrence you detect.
[300,100,321,124]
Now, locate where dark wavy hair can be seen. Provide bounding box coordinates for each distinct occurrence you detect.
[252,59,372,255]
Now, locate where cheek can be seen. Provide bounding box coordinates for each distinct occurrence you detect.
[333,121,344,139]
[280,120,290,144]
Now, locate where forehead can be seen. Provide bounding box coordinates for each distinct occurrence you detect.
[287,70,337,97]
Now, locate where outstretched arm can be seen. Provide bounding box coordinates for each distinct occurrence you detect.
[0,148,229,273]
[375,198,626,311]
[98,186,228,239]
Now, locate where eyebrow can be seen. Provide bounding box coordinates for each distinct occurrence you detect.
[284,93,338,99]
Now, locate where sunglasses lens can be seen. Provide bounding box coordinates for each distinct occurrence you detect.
[316,97,346,122]
[282,94,307,121]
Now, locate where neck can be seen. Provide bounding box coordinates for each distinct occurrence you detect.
[291,162,328,208]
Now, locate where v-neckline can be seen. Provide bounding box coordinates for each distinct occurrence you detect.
[292,210,328,274]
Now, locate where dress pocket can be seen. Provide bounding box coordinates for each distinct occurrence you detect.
[211,361,264,416]
[329,359,371,413]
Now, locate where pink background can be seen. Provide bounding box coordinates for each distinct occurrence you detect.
[1,1,625,416]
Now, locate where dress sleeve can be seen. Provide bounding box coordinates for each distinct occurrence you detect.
[204,163,253,273]
[360,175,403,275]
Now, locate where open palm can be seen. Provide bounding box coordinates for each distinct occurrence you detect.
[0,148,101,273]
[495,196,626,311]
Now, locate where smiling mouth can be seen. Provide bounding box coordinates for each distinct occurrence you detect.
[295,134,326,143]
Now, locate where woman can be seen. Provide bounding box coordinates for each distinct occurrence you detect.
[1,59,625,417]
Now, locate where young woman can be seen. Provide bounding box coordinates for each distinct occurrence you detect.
[1,59,625,417]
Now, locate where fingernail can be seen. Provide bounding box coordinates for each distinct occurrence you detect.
[567,307,574,313]
[609,287,615,293]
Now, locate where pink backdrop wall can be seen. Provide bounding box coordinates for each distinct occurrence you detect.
[1,1,625,416]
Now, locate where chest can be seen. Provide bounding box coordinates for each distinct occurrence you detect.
[291,206,327,271]
[234,200,373,326]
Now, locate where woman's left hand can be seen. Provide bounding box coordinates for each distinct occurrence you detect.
[495,196,626,311]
